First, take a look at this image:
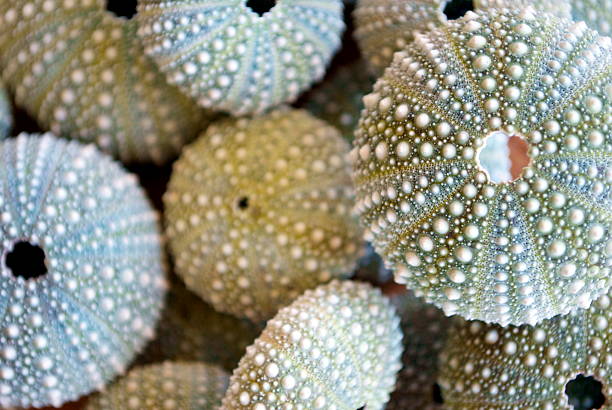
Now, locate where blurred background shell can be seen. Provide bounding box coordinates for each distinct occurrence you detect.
[136,0,345,116]
[0,134,167,408]
[221,280,403,409]
[0,0,210,165]
[86,362,229,410]
[164,109,363,321]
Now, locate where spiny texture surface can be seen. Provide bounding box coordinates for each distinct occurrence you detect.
[86,362,229,410]
[165,109,362,321]
[387,292,452,410]
[136,0,345,116]
[573,0,612,36]
[0,83,10,139]
[139,274,260,371]
[352,9,612,326]
[474,0,572,19]
[304,60,374,141]
[0,134,166,408]
[439,288,612,409]
[222,280,403,409]
[0,0,208,165]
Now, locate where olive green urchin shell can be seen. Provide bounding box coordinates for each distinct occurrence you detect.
[86,362,229,410]
[352,9,612,326]
[0,134,167,408]
[353,0,574,76]
[303,60,374,141]
[0,0,209,165]
[0,83,11,138]
[573,0,612,36]
[387,292,453,410]
[164,109,363,321]
[136,0,345,116]
[221,280,403,409]
[139,274,260,372]
[438,288,612,409]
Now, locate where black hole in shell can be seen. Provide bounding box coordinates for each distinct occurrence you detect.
[566,375,606,410]
[246,0,276,16]
[443,0,474,19]
[5,241,48,280]
[237,197,250,210]
[106,0,137,19]
[433,382,445,404]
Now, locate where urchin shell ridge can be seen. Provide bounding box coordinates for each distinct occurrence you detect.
[221,280,403,409]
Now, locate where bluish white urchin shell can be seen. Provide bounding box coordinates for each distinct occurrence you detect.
[86,362,229,410]
[221,280,403,409]
[139,274,260,371]
[386,292,453,410]
[438,288,612,409]
[303,60,374,141]
[0,134,167,408]
[0,83,11,139]
[351,8,612,326]
[573,0,612,36]
[0,0,210,165]
[164,109,363,321]
[353,0,573,75]
[136,0,345,116]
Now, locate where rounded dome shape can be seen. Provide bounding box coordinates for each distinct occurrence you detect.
[573,0,612,36]
[136,0,345,116]
[353,0,572,75]
[221,280,403,409]
[164,109,363,321]
[140,274,260,371]
[0,0,209,165]
[86,362,229,410]
[0,134,167,408]
[0,83,11,138]
[352,9,612,326]
[439,288,612,409]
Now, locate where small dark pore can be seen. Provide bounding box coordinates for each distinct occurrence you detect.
[443,0,474,20]
[5,241,48,280]
[246,0,276,16]
[106,0,137,19]
[565,375,606,410]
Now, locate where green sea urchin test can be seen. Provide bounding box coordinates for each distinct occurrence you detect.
[438,288,612,409]
[0,0,209,165]
[165,109,363,321]
[136,0,345,116]
[86,362,229,410]
[0,83,10,139]
[352,9,611,326]
[0,134,167,408]
[221,280,403,409]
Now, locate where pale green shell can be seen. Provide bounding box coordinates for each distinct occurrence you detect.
[0,0,209,164]
[221,280,403,409]
[439,288,612,409]
[0,83,10,138]
[0,134,167,408]
[164,109,363,321]
[86,362,229,410]
[139,274,260,372]
[352,9,612,326]
[136,0,345,116]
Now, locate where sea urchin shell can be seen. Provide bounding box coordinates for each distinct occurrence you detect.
[0,134,167,408]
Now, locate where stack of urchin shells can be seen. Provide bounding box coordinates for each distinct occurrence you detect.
[0,0,608,409]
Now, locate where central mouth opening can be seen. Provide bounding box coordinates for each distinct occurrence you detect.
[477,131,530,184]
[443,0,474,20]
[565,374,606,410]
[106,0,137,19]
[246,0,276,16]
[237,196,250,211]
[5,241,48,280]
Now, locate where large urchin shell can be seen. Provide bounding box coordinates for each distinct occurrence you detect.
[353,0,572,75]
[573,0,612,36]
[352,8,612,326]
[86,362,229,410]
[164,109,363,321]
[438,288,612,409]
[0,134,167,408]
[0,0,209,165]
[221,280,403,409]
[0,83,10,139]
[139,274,260,371]
[136,0,345,116]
